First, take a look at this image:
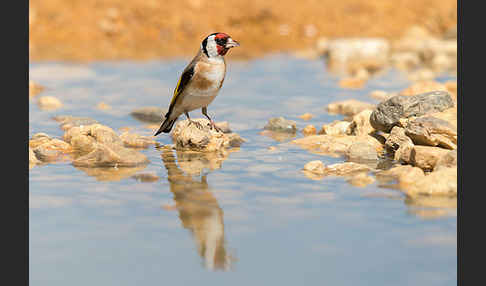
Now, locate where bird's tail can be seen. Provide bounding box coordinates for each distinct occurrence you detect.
[154,116,177,136]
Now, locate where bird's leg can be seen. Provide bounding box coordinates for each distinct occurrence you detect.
[185,111,203,129]
[202,107,222,132]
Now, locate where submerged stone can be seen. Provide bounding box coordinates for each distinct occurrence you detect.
[264,117,297,133]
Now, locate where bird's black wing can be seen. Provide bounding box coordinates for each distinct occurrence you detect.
[165,65,195,118]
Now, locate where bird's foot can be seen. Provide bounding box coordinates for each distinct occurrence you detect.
[188,119,204,130]
[209,120,223,133]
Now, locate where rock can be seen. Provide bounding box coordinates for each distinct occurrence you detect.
[172,118,245,151]
[420,39,457,65]
[429,107,457,130]
[37,96,62,110]
[29,134,72,163]
[302,161,371,179]
[292,134,383,157]
[132,173,160,182]
[402,167,457,196]
[404,116,457,149]
[346,141,378,162]
[323,162,371,176]
[119,132,157,148]
[430,53,454,71]
[385,126,412,151]
[29,147,40,168]
[369,90,392,101]
[53,115,99,130]
[303,160,326,174]
[302,125,317,136]
[64,124,121,146]
[444,81,457,101]
[393,33,456,58]
[409,145,451,171]
[370,91,454,132]
[33,146,64,162]
[264,117,297,133]
[390,52,421,70]
[298,113,314,121]
[319,121,351,135]
[346,109,374,136]
[338,77,366,89]
[96,102,112,110]
[347,59,384,76]
[29,80,44,97]
[215,121,232,134]
[399,81,448,97]
[385,127,414,162]
[223,133,246,148]
[434,150,457,171]
[72,142,149,167]
[325,38,390,65]
[130,107,166,123]
[259,130,297,142]
[64,123,150,167]
[375,165,425,185]
[68,131,97,154]
[29,133,52,148]
[407,69,436,82]
[347,172,375,187]
[326,99,375,116]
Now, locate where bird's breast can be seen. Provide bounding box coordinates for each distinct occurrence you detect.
[191,62,226,93]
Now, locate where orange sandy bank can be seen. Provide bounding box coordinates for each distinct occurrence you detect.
[29,0,457,61]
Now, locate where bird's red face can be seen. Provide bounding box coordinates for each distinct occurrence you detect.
[214,33,239,56]
[202,32,240,57]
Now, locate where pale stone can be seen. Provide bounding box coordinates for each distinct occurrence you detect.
[404,116,457,149]
[399,81,448,97]
[302,125,317,136]
[402,167,457,196]
[303,160,326,174]
[120,132,157,148]
[319,121,351,135]
[172,118,245,152]
[410,145,451,171]
[291,134,383,157]
[37,96,62,110]
[346,109,374,136]
[327,99,375,116]
[298,113,314,121]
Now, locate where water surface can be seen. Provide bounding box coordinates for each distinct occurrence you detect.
[29,54,457,286]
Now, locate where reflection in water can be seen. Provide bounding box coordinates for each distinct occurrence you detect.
[160,147,234,271]
[404,194,457,219]
[75,165,147,182]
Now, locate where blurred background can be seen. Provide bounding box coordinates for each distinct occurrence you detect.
[29,0,457,61]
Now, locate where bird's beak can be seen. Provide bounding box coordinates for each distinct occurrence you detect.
[225,38,240,48]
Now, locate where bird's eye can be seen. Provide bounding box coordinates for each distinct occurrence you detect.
[215,37,227,47]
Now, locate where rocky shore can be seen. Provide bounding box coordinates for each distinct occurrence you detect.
[29,110,245,181]
[285,81,458,205]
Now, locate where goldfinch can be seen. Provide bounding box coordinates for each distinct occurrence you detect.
[154,32,240,136]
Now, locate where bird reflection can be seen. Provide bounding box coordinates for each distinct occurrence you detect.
[160,147,235,271]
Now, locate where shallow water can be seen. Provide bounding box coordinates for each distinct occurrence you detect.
[29,54,457,286]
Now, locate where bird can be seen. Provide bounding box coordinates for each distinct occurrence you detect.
[154,32,240,136]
